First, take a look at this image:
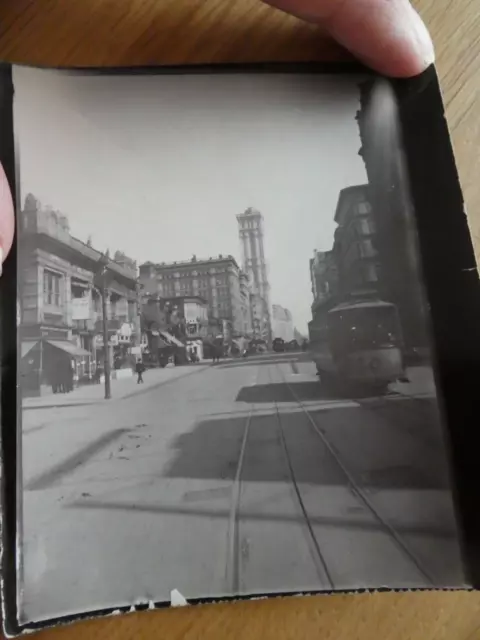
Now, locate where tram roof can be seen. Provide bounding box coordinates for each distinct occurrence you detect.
[328,300,395,313]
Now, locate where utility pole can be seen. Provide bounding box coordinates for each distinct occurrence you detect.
[135,281,143,348]
[97,255,111,400]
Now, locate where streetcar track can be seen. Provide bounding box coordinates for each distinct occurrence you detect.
[274,363,436,586]
[269,368,335,589]
[225,373,258,594]
[226,361,436,595]
[226,365,335,593]
[225,404,253,594]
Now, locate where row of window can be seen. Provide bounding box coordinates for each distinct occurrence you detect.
[157,267,232,280]
[43,270,62,306]
[160,283,231,296]
[43,269,137,309]
[179,277,227,287]
[239,220,260,230]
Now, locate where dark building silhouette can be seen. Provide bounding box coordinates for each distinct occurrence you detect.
[309,185,380,336]
[356,78,429,350]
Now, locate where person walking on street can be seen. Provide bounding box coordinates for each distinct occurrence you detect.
[136,358,145,384]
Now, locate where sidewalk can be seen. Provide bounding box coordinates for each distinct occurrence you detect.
[389,365,437,399]
[22,363,209,410]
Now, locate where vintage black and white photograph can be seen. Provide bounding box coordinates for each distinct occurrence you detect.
[13,65,466,624]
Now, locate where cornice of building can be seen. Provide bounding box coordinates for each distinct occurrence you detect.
[140,255,240,272]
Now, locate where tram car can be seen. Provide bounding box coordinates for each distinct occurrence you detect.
[308,299,405,394]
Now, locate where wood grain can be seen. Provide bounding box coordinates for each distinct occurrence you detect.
[1,0,479,638]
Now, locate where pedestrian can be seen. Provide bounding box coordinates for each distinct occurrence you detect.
[66,359,75,393]
[135,358,145,384]
[94,363,103,385]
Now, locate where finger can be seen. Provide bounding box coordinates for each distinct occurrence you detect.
[0,164,14,272]
[264,0,435,77]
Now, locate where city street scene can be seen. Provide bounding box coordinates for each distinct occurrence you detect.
[13,67,465,624]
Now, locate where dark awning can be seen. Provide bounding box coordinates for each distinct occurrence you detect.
[45,340,91,357]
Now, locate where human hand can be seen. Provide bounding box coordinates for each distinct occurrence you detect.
[0,0,433,270]
[264,0,434,77]
[0,164,14,273]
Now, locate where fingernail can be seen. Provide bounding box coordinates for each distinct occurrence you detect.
[408,5,435,70]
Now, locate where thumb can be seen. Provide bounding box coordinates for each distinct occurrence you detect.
[0,164,14,273]
[264,0,434,77]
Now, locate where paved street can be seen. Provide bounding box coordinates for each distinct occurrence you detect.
[20,353,465,623]
[22,363,210,411]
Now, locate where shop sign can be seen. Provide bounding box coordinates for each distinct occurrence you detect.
[72,297,91,321]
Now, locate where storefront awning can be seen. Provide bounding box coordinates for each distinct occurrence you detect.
[45,340,91,357]
[160,331,184,348]
[21,341,39,358]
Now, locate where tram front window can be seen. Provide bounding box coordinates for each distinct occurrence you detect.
[328,306,402,353]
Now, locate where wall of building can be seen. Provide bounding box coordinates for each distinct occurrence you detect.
[139,255,244,336]
[238,272,253,336]
[272,305,294,343]
[357,80,429,348]
[237,207,272,342]
[19,196,140,387]
[310,250,339,305]
[333,187,379,298]
[310,185,380,319]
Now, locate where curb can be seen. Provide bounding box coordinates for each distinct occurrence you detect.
[121,365,209,400]
[23,401,98,411]
[22,366,209,410]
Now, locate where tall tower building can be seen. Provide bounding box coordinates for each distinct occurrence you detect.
[236,208,272,343]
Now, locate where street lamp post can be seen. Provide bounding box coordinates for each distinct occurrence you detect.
[135,281,144,348]
[96,255,111,400]
[101,273,111,400]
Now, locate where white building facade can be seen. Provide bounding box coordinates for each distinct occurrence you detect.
[236,207,272,343]
[271,305,294,343]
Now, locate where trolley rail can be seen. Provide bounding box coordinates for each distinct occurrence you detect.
[274,362,435,585]
[225,360,436,593]
[225,366,335,593]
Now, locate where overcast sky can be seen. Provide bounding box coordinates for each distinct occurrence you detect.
[13,67,367,334]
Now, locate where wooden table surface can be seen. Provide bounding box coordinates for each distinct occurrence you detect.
[1,0,479,638]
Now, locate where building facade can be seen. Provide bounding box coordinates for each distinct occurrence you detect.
[310,185,378,312]
[139,255,244,337]
[19,194,140,395]
[236,207,272,343]
[238,270,253,337]
[309,185,380,340]
[356,79,429,349]
[139,294,207,363]
[271,305,294,343]
[332,184,379,299]
[310,249,339,304]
